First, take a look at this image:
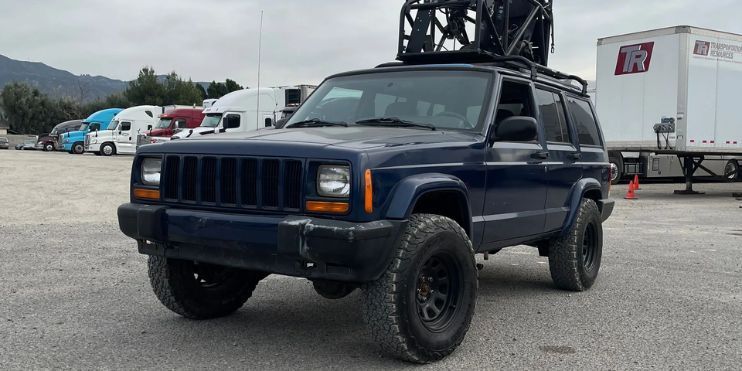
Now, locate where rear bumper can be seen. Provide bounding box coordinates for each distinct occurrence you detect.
[117,203,405,283]
[599,199,615,222]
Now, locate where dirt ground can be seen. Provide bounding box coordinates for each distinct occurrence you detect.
[1,149,741,369]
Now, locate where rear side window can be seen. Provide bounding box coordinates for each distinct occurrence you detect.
[535,89,570,143]
[567,98,601,146]
[224,115,240,129]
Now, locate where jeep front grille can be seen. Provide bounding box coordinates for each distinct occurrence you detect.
[162,155,304,211]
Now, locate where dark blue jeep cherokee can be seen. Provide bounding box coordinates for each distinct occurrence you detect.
[118,64,614,362]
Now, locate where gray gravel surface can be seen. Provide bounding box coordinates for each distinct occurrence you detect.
[1,150,741,369]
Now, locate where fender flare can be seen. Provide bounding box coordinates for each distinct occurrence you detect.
[561,178,603,235]
[383,173,472,234]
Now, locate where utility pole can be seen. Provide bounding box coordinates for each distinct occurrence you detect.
[256,10,264,127]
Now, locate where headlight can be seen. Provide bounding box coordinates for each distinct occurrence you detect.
[141,158,162,186]
[317,165,351,198]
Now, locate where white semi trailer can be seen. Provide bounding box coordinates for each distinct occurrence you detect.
[172,85,316,140]
[596,26,742,193]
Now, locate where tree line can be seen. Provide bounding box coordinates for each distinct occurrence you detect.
[0,67,244,135]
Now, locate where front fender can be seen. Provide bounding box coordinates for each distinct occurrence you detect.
[383,173,471,220]
[562,178,603,235]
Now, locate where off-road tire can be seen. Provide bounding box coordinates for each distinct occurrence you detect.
[312,280,356,299]
[548,199,603,291]
[148,256,267,320]
[362,214,478,363]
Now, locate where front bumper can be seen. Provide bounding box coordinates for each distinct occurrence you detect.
[599,199,615,222]
[86,142,102,152]
[118,203,405,283]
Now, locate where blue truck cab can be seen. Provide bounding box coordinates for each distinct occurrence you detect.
[117,1,614,363]
[61,108,122,154]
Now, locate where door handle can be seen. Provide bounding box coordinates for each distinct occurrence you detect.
[531,151,550,160]
[569,152,582,161]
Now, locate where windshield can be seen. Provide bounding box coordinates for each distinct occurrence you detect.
[286,70,493,131]
[200,114,223,128]
[79,122,90,132]
[107,120,119,130]
[156,118,173,129]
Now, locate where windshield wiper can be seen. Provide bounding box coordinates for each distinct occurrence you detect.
[287,118,349,128]
[355,117,436,131]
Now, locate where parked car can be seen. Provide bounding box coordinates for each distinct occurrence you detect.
[17,137,38,150]
[0,137,9,150]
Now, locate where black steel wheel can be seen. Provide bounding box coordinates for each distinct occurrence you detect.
[44,143,54,152]
[363,214,477,363]
[548,198,603,291]
[148,256,268,320]
[415,254,463,332]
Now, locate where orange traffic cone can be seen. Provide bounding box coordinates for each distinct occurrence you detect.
[633,175,641,190]
[625,180,638,200]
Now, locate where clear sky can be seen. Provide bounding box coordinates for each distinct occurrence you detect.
[1,0,741,86]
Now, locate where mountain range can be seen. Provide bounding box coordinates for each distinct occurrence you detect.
[0,54,212,103]
[0,54,129,103]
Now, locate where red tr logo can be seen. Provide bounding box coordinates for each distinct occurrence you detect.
[615,42,654,75]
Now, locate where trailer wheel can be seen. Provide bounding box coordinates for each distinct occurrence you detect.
[608,154,623,185]
[724,160,739,182]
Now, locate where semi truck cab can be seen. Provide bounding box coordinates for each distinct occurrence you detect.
[86,106,163,156]
[62,108,122,154]
[145,108,205,145]
[171,86,316,140]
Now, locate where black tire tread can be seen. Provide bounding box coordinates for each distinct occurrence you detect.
[362,214,477,363]
[548,199,602,292]
[148,256,265,320]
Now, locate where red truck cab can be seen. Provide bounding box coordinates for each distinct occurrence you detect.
[146,108,205,138]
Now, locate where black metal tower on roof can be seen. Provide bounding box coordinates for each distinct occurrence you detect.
[394,0,587,94]
[398,0,554,66]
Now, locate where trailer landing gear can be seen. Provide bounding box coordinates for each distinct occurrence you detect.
[674,156,709,195]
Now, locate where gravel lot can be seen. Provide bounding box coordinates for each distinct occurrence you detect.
[1,150,740,369]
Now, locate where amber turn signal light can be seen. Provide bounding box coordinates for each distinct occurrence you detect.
[364,169,373,214]
[306,201,350,214]
[133,188,161,201]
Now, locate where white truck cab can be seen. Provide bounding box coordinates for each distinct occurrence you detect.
[173,85,315,140]
[86,106,163,156]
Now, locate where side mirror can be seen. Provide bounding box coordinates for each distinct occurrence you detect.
[495,116,538,142]
[265,117,273,127]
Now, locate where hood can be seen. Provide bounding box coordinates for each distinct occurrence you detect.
[140,127,482,159]
[146,128,171,137]
[171,126,215,139]
[184,127,481,150]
